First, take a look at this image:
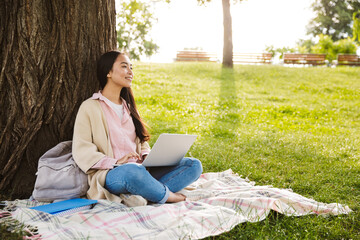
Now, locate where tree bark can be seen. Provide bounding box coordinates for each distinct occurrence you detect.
[0,0,117,199]
[222,0,233,68]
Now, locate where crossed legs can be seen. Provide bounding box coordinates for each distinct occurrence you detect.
[105,157,202,203]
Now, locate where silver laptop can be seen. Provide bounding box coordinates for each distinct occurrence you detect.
[142,133,197,167]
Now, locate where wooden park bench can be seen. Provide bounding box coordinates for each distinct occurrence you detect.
[233,53,272,64]
[175,51,218,62]
[283,53,326,66]
[336,54,360,66]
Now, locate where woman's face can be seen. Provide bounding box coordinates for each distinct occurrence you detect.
[107,54,133,89]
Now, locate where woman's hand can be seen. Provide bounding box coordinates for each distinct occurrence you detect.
[136,154,147,164]
[116,152,141,164]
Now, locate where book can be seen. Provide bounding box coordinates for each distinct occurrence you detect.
[30,198,97,216]
[52,205,94,217]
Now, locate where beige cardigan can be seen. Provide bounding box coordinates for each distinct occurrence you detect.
[72,99,150,206]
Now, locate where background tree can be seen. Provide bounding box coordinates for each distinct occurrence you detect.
[198,0,245,68]
[117,0,159,60]
[265,45,296,59]
[221,0,233,68]
[306,0,360,41]
[266,35,356,62]
[0,0,117,199]
[296,39,316,53]
[352,10,360,44]
[310,34,336,61]
[310,34,357,61]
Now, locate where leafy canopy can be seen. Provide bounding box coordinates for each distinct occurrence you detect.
[117,0,159,60]
[306,0,360,41]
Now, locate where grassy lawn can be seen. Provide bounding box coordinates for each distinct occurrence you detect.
[1,63,359,239]
[133,62,359,239]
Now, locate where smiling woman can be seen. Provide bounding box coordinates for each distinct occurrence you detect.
[102,54,134,103]
[71,50,203,205]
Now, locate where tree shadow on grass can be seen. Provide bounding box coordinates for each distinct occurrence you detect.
[210,68,240,139]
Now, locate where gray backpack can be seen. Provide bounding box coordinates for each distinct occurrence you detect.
[32,141,89,202]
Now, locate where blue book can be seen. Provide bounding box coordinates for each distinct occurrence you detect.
[30,198,97,216]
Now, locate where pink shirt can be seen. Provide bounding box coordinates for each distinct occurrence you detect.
[90,92,150,169]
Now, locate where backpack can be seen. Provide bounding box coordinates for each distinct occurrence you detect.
[32,141,89,202]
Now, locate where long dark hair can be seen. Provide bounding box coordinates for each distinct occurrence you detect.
[97,50,150,143]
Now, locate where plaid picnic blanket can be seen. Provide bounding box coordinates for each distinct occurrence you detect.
[0,169,352,239]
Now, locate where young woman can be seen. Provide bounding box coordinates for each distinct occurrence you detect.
[72,50,202,204]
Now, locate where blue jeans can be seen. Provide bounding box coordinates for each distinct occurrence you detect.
[104,157,203,204]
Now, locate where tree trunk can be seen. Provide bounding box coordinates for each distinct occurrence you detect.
[222,0,233,68]
[0,0,117,199]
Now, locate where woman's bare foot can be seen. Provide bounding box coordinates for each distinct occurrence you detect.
[166,192,186,203]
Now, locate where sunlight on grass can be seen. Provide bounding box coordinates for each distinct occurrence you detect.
[133,62,360,239]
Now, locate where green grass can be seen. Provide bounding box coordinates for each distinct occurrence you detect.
[133,62,360,239]
[2,63,359,239]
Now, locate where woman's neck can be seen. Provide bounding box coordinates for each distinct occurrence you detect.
[102,85,122,105]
